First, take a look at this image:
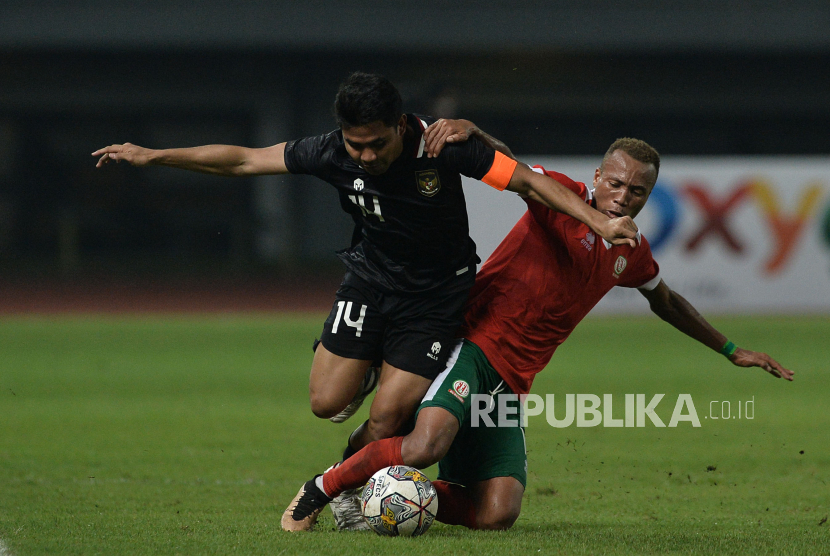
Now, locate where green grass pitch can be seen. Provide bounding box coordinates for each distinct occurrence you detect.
[1,314,828,555]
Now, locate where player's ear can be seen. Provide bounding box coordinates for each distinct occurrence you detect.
[593,167,602,187]
[397,114,407,136]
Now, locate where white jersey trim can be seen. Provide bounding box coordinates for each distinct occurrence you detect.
[416,118,429,158]
[534,167,592,203]
[638,272,662,291]
[602,229,642,250]
[421,339,464,403]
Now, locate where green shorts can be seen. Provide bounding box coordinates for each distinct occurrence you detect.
[418,339,527,488]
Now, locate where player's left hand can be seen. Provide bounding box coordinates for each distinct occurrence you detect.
[729,348,794,381]
[424,119,476,158]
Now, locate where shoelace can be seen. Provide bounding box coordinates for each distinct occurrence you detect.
[333,492,365,528]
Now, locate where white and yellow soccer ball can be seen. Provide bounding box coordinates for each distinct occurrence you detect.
[360,465,438,537]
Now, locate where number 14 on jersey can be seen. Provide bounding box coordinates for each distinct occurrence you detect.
[348,194,385,222]
[332,301,367,337]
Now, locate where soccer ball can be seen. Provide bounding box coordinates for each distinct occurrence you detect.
[360,465,438,537]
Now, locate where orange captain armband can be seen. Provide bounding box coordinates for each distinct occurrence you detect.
[481,152,518,191]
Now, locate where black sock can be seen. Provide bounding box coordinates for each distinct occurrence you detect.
[342,443,358,461]
[341,422,366,461]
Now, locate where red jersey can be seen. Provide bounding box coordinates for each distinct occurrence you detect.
[460,166,661,395]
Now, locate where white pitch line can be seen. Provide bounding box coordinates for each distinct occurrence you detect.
[0,538,11,556]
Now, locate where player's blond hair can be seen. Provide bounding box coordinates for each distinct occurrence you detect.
[603,138,661,179]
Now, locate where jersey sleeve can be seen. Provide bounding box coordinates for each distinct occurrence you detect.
[618,234,661,289]
[532,165,590,199]
[283,131,338,177]
[524,166,591,224]
[439,136,505,183]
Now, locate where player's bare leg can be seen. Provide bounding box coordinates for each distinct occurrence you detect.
[330,367,380,424]
[430,476,523,530]
[471,477,524,530]
[349,361,434,449]
[400,406,459,468]
[308,343,372,419]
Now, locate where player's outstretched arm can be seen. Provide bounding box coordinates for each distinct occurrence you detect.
[92,142,289,176]
[639,279,794,381]
[423,119,515,159]
[422,119,635,246]
[509,163,639,247]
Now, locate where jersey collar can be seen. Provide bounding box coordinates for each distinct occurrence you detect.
[413,116,429,159]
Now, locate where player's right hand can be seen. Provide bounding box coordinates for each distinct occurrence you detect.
[423,119,476,158]
[92,143,153,168]
[597,215,639,248]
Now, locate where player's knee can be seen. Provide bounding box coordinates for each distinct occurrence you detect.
[476,507,520,530]
[310,402,338,420]
[309,391,341,419]
[473,485,522,530]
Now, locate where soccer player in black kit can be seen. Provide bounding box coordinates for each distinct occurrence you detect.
[93,72,638,530]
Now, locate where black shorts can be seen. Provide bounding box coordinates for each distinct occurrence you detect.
[320,270,475,379]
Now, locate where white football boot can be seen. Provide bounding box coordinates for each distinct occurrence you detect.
[325,463,370,531]
[329,366,380,423]
[330,487,370,531]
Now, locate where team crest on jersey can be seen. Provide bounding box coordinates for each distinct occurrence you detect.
[614,255,627,276]
[448,380,470,403]
[353,178,365,191]
[415,170,441,197]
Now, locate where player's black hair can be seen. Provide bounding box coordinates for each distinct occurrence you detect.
[603,138,661,179]
[334,72,403,129]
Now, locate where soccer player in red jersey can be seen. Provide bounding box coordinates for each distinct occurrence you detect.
[281,121,793,532]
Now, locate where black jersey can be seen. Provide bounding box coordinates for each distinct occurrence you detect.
[284,114,498,293]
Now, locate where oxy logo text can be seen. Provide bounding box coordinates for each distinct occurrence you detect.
[647,178,826,274]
